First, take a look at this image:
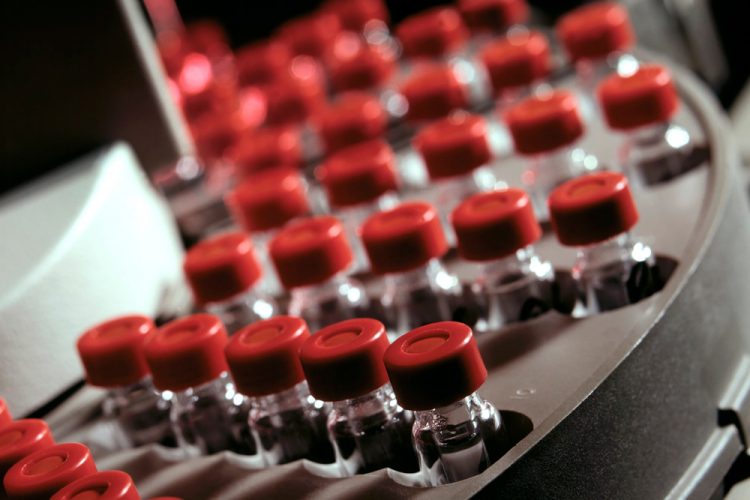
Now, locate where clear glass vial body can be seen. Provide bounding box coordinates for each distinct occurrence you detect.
[249,230,284,297]
[382,259,462,338]
[327,385,419,476]
[249,381,334,466]
[103,376,176,448]
[477,246,554,331]
[621,122,693,189]
[287,274,369,331]
[205,289,277,335]
[572,232,659,314]
[170,373,255,456]
[412,393,508,486]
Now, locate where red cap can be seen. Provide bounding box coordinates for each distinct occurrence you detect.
[327,34,395,92]
[183,232,262,305]
[76,315,155,388]
[278,12,342,58]
[384,321,486,410]
[598,65,679,130]
[548,171,639,246]
[144,314,230,392]
[0,398,11,428]
[227,168,310,233]
[312,92,387,154]
[451,189,541,261]
[179,65,238,123]
[50,471,139,500]
[479,30,551,95]
[270,216,353,289]
[0,420,55,476]
[396,7,468,59]
[324,0,389,32]
[317,140,398,208]
[235,41,291,87]
[414,113,491,179]
[362,202,448,275]
[400,65,468,124]
[262,66,326,127]
[300,319,390,401]
[4,443,96,500]
[458,0,529,32]
[226,316,311,397]
[189,111,247,162]
[229,127,302,177]
[504,90,584,155]
[556,2,634,63]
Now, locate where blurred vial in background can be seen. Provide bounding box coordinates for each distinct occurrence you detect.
[504,90,601,220]
[548,172,661,314]
[226,316,334,466]
[316,139,400,274]
[183,232,276,334]
[362,202,461,338]
[452,189,553,331]
[457,0,529,37]
[311,92,388,157]
[76,316,175,450]
[385,321,509,486]
[300,319,419,475]
[144,314,254,456]
[323,0,391,40]
[226,168,311,296]
[228,127,303,179]
[270,216,368,330]
[598,64,694,189]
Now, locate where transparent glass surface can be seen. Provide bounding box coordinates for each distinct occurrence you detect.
[621,123,693,189]
[104,377,175,448]
[206,289,277,335]
[287,274,369,331]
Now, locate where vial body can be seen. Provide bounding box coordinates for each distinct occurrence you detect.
[170,373,255,456]
[205,289,277,335]
[382,259,462,338]
[412,394,508,486]
[250,381,334,466]
[573,232,659,314]
[622,123,693,188]
[479,246,554,330]
[287,275,369,331]
[328,385,419,475]
[103,377,176,448]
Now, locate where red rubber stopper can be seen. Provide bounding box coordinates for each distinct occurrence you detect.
[227,167,310,233]
[396,7,468,59]
[76,315,155,388]
[324,0,389,32]
[504,90,584,155]
[326,34,396,92]
[384,321,487,411]
[179,66,238,123]
[0,398,11,428]
[414,113,491,179]
[183,232,262,306]
[143,314,230,392]
[262,66,325,127]
[270,216,353,289]
[556,1,634,63]
[548,171,639,246]
[229,127,302,177]
[300,318,390,401]
[226,316,311,397]
[50,470,139,500]
[235,41,291,87]
[479,30,551,95]
[362,202,448,275]
[3,443,97,500]
[598,64,679,130]
[458,0,529,32]
[278,12,342,58]
[0,420,55,477]
[451,188,542,261]
[189,111,247,162]
[317,139,398,208]
[312,92,388,154]
[400,65,468,124]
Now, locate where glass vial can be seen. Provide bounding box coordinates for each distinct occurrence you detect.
[384,321,508,486]
[299,318,419,476]
[225,316,334,466]
[183,232,277,334]
[311,92,388,157]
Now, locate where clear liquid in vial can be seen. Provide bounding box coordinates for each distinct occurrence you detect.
[253,405,334,465]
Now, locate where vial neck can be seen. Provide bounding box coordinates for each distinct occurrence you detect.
[255,381,313,415]
[335,193,398,227]
[332,384,400,429]
[416,393,484,425]
[385,259,451,291]
[291,273,354,303]
[576,232,638,269]
[481,246,534,279]
[628,122,672,147]
[173,372,235,405]
[574,52,633,90]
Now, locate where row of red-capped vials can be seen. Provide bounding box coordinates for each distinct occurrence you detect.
[72,309,508,487]
[0,400,179,499]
